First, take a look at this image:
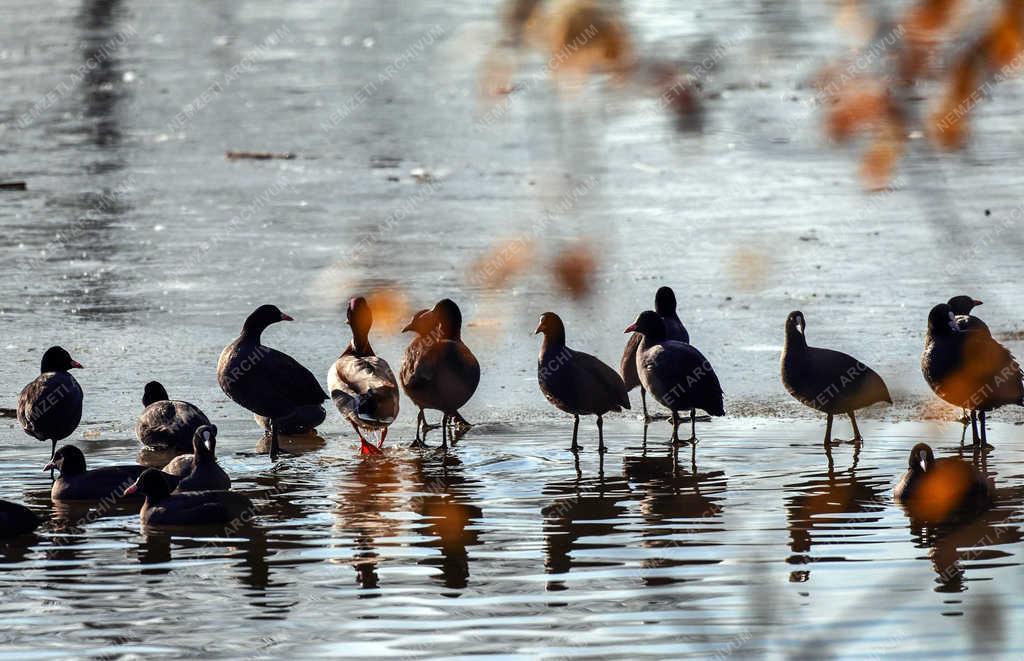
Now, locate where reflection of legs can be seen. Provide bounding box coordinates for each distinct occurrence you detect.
[823,413,833,446]
[970,410,979,445]
[440,414,449,451]
[849,411,862,443]
[570,415,581,452]
[597,415,606,454]
[689,408,697,443]
[980,410,988,445]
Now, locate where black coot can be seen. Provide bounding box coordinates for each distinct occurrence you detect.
[17,346,84,475]
[536,312,630,452]
[922,303,1024,447]
[781,311,891,445]
[125,469,253,527]
[400,299,480,449]
[625,310,724,445]
[0,500,40,537]
[328,297,400,455]
[163,425,230,491]
[620,286,689,421]
[217,305,328,459]
[135,381,211,451]
[894,442,993,523]
[45,445,178,501]
[947,295,989,336]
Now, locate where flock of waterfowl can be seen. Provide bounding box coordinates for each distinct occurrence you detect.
[2,288,1020,535]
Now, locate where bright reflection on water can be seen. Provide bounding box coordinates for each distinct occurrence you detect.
[0,417,1021,658]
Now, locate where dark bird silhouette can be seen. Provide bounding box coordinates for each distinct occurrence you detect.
[621,286,689,422]
[135,381,211,451]
[0,500,40,537]
[163,425,230,491]
[781,311,891,445]
[328,297,400,456]
[535,312,629,453]
[400,299,480,449]
[922,303,1024,447]
[17,346,84,476]
[625,310,724,445]
[947,295,989,336]
[217,305,328,460]
[125,469,253,527]
[400,308,439,447]
[894,443,993,523]
[45,444,178,501]
[946,296,988,425]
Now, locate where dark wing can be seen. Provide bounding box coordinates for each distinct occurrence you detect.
[801,346,890,410]
[17,373,83,441]
[262,348,329,404]
[577,351,630,411]
[965,333,1024,407]
[643,341,724,414]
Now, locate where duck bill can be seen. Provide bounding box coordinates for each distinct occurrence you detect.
[42,461,56,472]
[973,300,983,307]
[280,313,294,321]
[70,360,83,369]
[533,323,543,335]
[123,481,140,496]
[401,323,413,333]
[623,323,637,334]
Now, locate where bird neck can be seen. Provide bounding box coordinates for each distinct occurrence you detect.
[541,331,566,355]
[239,321,265,343]
[349,327,374,356]
[785,327,807,351]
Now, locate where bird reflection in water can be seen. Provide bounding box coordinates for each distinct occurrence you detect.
[784,443,887,583]
[901,450,1022,598]
[133,473,314,616]
[333,454,405,593]
[623,444,726,587]
[542,461,632,591]
[409,453,483,594]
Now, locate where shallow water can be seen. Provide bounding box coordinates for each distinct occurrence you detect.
[3,0,1024,658]
[1,417,1023,659]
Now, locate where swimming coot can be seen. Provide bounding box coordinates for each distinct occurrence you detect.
[0,500,40,537]
[45,445,177,501]
[135,381,211,451]
[163,425,230,491]
[125,469,253,527]
[894,442,993,523]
